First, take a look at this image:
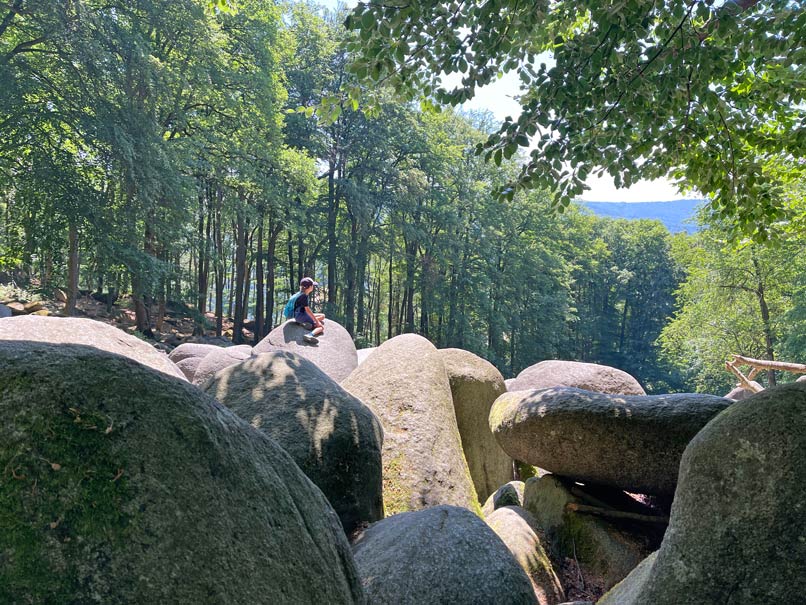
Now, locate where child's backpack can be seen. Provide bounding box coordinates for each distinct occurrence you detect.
[282,292,302,319]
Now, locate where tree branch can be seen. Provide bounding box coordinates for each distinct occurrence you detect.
[732,354,806,375]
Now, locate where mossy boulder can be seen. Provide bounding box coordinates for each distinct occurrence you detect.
[0,316,184,380]
[0,342,365,604]
[598,382,806,605]
[486,506,566,605]
[191,344,252,386]
[482,480,525,517]
[204,350,384,536]
[352,505,537,604]
[439,348,513,502]
[342,334,479,515]
[509,360,645,395]
[523,475,654,591]
[254,319,357,383]
[491,387,732,495]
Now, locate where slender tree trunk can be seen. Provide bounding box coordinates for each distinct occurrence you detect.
[388,236,393,340]
[752,253,777,386]
[232,201,248,345]
[65,223,80,316]
[356,234,369,336]
[214,184,225,337]
[287,230,295,292]
[254,218,264,343]
[344,214,359,336]
[265,221,280,333]
[326,158,338,317]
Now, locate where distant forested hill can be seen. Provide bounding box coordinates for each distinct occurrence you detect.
[579,199,704,234]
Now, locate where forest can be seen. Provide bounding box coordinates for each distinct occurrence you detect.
[1,0,804,395]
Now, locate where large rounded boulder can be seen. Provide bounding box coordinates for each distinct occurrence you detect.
[439,348,513,502]
[491,387,732,495]
[204,350,384,535]
[0,342,364,604]
[167,342,220,363]
[0,316,184,380]
[486,506,565,605]
[191,344,252,386]
[599,382,806,605]
[352,505,537,604]
[254,319,357,383]
[509,360,645,395]
[342,334,479,515]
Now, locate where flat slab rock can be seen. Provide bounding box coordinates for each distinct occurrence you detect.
[0,315,185,380]
[254,319,357,383]
[509,360,645,395]
[352,505,537,605]
[491,387,732,495]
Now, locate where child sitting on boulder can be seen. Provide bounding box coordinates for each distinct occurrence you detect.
[291,277,325,344]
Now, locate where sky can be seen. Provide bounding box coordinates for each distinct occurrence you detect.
[317,0,690,203]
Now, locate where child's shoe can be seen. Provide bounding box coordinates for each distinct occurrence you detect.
[303,332,319,344]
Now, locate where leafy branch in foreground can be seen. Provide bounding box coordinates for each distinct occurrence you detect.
[344,0,806,239]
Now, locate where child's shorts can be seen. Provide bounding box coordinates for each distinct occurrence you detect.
[295,320,314,330]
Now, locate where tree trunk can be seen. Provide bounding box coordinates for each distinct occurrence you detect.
[213,184,225,337]
[326,157,338,317]
[65,223,80,316]
[752,253,777,386]
[254,218,264,343]
[232,202,248,345]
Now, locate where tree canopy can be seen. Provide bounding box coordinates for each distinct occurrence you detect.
[344,0,806,239]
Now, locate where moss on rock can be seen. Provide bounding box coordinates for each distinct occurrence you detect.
[0,342,365,604]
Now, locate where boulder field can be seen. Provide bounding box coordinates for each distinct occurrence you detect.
[0,342,365,604]
[490,387,733,495]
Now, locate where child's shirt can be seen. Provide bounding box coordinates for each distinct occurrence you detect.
[293,292,310,323]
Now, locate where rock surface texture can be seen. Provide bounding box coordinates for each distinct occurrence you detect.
[191,344,252,386]
[482,481,525,517]
[167,342,220,363]
[490,387,733,495]
[342,334,479,515]
[439,348,513,502]
[254,319,357,383]
[599,382,806,605]
[509,360,645,395]
[356,347,376,366]
[0,315,185,380]
[486,506,566,605]
[352,505,537,605]
[204,351,384,535]
[0,342,365,604]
